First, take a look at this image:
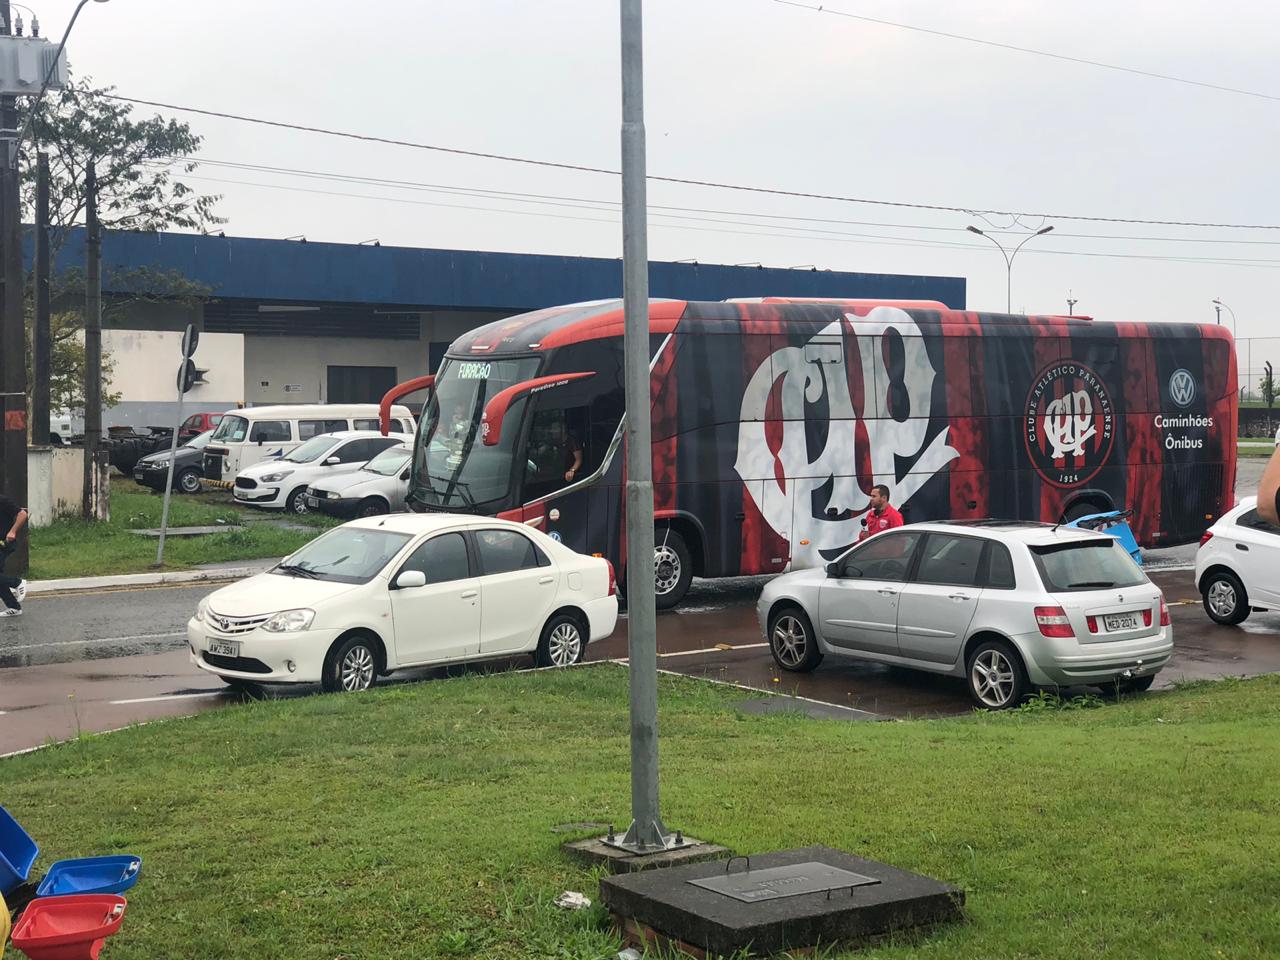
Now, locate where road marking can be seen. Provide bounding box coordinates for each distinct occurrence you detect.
[657,642,769,660]
[109,692,225,706]
[1,631,185,652]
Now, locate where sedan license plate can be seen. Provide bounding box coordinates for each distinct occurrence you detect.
[1104,612,1140,632]
[208,639,240,657]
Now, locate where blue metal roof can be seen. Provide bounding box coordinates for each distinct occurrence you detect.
[38,227,966,310]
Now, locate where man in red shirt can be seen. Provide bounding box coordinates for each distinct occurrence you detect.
[858,484,904,542]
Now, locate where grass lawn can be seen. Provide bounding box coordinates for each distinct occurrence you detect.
[2,667,1277,959]
[27,482,332,580]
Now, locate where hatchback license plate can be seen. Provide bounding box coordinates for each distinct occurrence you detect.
[1104,613,1140,632]
[208,639,240,657]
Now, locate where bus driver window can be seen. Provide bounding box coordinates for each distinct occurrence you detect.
[524,407,587,502]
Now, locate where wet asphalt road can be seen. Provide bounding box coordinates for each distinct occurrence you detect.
[3,568,1279,756]
[2,457,1274,754]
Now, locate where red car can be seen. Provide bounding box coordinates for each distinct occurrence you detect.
[178,411,225,444]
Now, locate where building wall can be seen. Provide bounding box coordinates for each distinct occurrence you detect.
[102,328,244,429]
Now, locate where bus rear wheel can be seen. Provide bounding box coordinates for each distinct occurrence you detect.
[654,528,692,610]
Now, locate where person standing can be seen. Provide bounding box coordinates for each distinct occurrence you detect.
[0,493,28,618]
[858,484,904,542]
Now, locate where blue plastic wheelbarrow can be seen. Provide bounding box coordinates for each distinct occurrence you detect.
[36,856,142,898]
[0,804,39,897]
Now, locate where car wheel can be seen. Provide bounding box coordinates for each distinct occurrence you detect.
[286,487,310,515]
[356,497,389,518]
[768,606,823,673]
[1202,570,1249,625]
[176,468,202,494]
[654,528,693,610]
[535,613,586,668]
[322,634,379,693]
[965,638,1029,710]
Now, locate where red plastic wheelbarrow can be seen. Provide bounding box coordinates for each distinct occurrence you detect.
[10,894,127,960]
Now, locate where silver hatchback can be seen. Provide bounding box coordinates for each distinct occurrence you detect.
[756,521,1171,709]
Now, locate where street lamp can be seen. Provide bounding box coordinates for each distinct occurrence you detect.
[1212,298,1237,336]
[966,224,1054,313]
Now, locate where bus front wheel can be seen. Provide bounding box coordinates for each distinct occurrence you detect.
[654,528,692,610]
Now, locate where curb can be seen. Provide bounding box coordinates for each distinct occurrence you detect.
[27,561,277,596]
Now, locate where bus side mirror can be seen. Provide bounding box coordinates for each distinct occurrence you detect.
[379,374,435,436]
[481,371,597,446]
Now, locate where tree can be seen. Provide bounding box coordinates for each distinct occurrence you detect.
[18,77,223,416]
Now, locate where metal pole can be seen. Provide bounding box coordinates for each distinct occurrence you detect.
[154,368,186,566]
[0,0,28,573]
[83,164,102,519]
[618,0,668,852]
[33,152,50,447]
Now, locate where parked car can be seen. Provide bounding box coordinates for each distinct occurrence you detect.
[178,412,225,445]
[133,430,215,494]
[233,431,412,514]
[188,514,618,692]
[306,443,412,518]
[203,404,416,486]
[757,520,1171,709]
[1195,496,1280,624]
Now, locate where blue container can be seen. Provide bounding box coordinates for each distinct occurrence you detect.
[0,804,38,896]
[36,855,142,897]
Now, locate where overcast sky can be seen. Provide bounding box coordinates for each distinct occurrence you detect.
[34,0,1280,357]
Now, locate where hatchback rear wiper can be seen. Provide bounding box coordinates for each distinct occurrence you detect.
[276,563,320,579]
[1067,580,1115,588]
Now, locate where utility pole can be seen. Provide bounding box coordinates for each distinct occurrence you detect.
[613,0,672,854]
[0,0,27,573]
[83,163,102,519]
[33,152,50,447]
[1214,303,1221,325]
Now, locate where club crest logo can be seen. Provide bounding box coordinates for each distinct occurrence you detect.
[1024,362,1115,487]
[1169,368,1196,408]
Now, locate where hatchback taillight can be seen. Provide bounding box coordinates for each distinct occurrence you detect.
[1035,606,1075,639]
[605,559,617,597]
[1199,530,1214,547]
[1159,597,1170,627]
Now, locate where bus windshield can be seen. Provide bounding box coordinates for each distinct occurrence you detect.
[413,356,541,509]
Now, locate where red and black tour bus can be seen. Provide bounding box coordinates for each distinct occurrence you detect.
[380,298,1237,608]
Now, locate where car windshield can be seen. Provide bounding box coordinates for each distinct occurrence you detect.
[363,446,411,477]
[274,527,412,584]
[184,430,214,450]
[413,356,541,509]
[1030,540,1148,592]
[282,435,339,463]
[211,415,248,443]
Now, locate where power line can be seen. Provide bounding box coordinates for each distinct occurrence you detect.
[773,0,1280,104]
[176,156,1280,248]
[107,93,1280,231]
[168,168,1280,269]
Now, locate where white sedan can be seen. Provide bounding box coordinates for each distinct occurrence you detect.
[189,514,618,692]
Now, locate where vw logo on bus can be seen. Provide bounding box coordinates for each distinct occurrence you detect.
[1169,368,1197,408]
[1024,362,1116,487]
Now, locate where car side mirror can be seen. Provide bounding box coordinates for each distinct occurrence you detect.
[324,456,340,465]
[826,561,842,578]
[394,570,427,590]
[400,469,411,481]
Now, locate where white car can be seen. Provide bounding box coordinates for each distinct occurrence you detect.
[757,521,1171,709]
[189,514,618,692]
[233,431,412,514]
[305,444,412,519]
[1195,496,1280,624]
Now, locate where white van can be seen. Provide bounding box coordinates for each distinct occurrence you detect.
[202,404,416,487]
